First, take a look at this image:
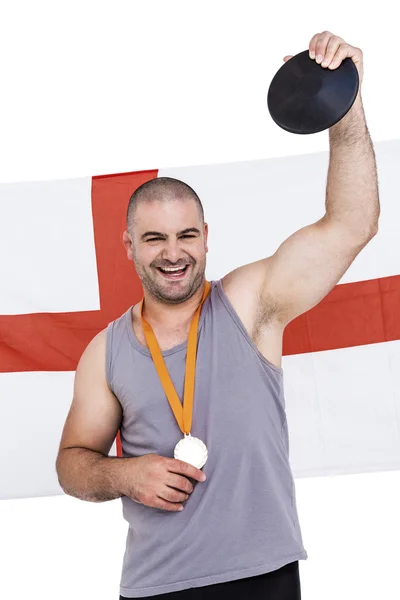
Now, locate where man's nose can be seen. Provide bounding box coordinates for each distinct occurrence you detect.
[163,240,183,264]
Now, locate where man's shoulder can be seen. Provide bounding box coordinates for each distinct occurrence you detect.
[220,258,280,331]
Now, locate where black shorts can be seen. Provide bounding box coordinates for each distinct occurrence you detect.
[120,560,301,599]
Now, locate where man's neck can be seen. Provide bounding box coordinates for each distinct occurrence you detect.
[141,280,206,328]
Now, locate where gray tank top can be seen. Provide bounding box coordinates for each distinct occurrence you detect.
[106,279,307,598]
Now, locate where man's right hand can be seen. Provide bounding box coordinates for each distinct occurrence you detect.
[122,454,207,512]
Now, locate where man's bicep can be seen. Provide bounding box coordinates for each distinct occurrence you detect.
[265,216,373,325]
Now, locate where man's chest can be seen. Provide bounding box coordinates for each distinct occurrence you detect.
[132,319,190,352]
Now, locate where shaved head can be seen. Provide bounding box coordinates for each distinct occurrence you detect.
[126,176,204,233]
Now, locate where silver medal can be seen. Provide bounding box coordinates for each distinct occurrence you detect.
[174,433,208,469]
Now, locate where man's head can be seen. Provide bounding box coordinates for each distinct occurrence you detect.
[123,177,208,305]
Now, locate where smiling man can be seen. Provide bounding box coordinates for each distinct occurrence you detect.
[125,177,208,307]
[56,30,379,600]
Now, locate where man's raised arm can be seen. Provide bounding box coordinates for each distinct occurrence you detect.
[223,31,380,327]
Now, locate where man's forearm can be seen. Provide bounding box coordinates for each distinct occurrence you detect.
[325,94,380,235]
[56,447,130,503]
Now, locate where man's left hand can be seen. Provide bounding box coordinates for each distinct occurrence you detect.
[283,31,363,85]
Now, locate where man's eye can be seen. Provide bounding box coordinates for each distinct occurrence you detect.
[146,235,195,242]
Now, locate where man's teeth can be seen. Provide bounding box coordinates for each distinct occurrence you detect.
[160,266,186,272]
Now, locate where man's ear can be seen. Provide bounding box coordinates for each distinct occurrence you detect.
[122,230,133,260]
[204,222,209,253]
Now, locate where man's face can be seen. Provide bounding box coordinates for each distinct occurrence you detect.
[124,197,208,304]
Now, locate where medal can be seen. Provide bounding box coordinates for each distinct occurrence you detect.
[174,433,208,470]
[140,281,211,469]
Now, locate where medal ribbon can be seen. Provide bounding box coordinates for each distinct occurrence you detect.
[140,281,211,435]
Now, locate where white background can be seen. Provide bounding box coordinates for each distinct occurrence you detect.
[0,2,399,599]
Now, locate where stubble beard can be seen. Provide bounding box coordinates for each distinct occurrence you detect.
[134,256,206,305]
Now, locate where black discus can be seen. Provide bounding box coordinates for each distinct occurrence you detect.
[267,49,359,134]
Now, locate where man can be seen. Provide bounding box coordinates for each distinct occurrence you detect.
[56,31,379,600]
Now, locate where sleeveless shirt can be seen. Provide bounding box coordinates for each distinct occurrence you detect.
[105,279,308,598]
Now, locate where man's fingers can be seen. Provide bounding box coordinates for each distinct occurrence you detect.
[314,31,333,64]
[321,36,342,68]
[159,485,190,504]
[308,32,321,59]
[166,472,194,494]
[155,496,185,512]
[327,45,349,70]
[168,458,206,482]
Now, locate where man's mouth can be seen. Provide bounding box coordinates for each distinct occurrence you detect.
[156,265,190,280]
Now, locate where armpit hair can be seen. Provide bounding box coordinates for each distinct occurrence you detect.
[251,289,282,341]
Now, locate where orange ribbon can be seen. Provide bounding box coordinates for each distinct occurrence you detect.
[140,281,211,435]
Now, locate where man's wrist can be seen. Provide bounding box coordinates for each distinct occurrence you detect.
[329,92,369,142]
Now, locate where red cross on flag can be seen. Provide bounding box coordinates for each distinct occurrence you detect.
[1,140,399,500]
